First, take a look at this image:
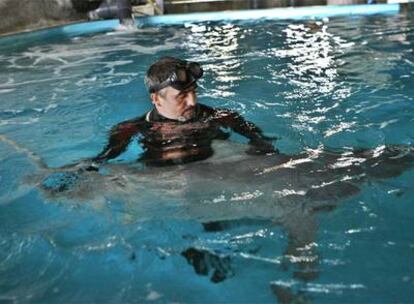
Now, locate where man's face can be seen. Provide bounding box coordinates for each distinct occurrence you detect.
[152,84,197,121]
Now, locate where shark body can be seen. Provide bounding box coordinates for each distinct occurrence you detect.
[33,141,414,223]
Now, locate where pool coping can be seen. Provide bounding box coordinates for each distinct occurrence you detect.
[0,3,401,47]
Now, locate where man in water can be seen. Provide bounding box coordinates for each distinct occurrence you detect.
[92,56,277,166]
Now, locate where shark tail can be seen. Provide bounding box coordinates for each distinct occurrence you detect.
[0,135,49,170]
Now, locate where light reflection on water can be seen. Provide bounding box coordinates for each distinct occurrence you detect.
[1,13,414,303]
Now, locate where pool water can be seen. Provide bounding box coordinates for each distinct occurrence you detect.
[1,11,414,303]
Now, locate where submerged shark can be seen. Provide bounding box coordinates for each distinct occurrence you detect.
[39,140,414,288]
[3,135,414,300]
[30,140,414,223]
[4,134,414,234]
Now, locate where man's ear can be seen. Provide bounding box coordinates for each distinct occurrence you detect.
[151,93,161,107]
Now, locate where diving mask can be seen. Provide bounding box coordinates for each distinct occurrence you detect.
[148,61,203,93]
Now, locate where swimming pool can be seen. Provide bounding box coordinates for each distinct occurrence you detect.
[1,5,414,303]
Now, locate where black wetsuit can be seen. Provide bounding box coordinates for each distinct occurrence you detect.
[94,103,276,166]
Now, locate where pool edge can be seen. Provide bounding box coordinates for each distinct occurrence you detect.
[0,3,402,47]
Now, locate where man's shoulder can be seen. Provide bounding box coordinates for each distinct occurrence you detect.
[198,103,234,116]
[198,103,214,112]
[111,114,147,133]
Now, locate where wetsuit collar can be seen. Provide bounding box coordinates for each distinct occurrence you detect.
[146,105,200,123]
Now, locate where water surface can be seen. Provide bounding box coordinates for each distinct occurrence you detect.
[1,13,414,303]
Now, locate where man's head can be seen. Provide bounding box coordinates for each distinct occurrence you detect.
[144,57,203,121]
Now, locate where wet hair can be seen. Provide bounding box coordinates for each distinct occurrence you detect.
[144,57,187,93]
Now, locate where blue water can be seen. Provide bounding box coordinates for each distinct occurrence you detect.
[1,12,414,303]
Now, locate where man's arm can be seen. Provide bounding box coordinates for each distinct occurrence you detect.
[93,120,141,163]
[215,109,278,155]
[66,119,142,172]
